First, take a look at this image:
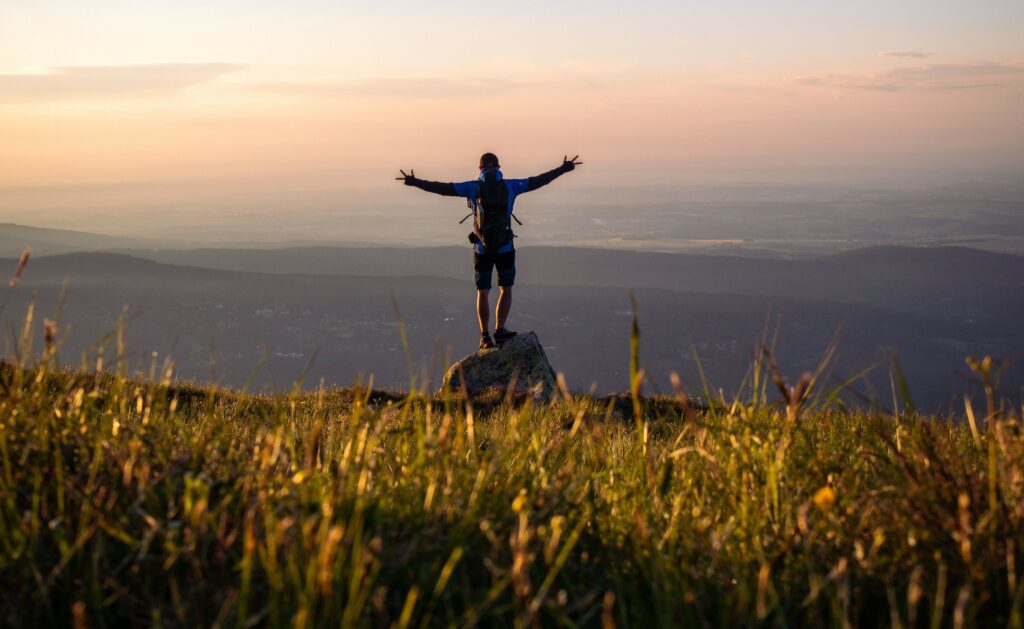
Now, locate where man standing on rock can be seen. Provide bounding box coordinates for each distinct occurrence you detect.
[397,153,582,349]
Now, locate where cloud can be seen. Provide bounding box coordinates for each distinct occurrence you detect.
[246,76,526,100]
[0,63,246,103]
[878,50,932,59]
[793,62,1024,92]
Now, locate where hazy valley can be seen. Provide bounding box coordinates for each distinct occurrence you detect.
[3,225,1021,411]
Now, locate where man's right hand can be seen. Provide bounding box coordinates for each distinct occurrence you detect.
[395,169,416,184]
[561,155,582,171]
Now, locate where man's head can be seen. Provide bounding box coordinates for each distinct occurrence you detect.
[479,152,500,170]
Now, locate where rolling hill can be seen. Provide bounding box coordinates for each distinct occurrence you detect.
[3,249,1019,410]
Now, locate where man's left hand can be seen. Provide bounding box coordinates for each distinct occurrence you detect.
[395,169,416,184]
[562,155,582,171]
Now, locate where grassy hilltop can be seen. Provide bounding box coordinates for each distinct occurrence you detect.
[1,327,1022,628]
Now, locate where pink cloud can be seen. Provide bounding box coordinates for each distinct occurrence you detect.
[0,63,246,103]
[793,62,1024,91]
[878,51,933,59]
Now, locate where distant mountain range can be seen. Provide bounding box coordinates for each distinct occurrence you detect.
[0,223,376,257]
[1,224,1020,410]
[0,223,183,255]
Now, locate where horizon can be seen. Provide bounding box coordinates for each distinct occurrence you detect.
[5,174,1024,256]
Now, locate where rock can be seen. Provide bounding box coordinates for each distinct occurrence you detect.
[439,331,558,403]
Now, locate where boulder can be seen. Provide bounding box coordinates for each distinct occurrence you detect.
[440,331,558,403]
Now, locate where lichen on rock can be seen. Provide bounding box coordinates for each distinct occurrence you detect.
[439,331,558,403]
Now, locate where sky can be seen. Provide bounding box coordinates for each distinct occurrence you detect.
[1,0,1023,239]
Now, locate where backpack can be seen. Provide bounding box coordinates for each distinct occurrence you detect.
[472,177,512,251]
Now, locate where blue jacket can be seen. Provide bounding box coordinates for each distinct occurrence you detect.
[406,163,573,254]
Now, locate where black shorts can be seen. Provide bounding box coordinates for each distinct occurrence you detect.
[473,250,516,290]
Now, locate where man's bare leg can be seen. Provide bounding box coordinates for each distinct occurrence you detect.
[476,289,490,334]
[496,286,512,331]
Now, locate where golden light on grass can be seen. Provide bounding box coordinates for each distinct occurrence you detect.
[813,486,836,512]
[8,246,30,288]
[0,306,1019,626]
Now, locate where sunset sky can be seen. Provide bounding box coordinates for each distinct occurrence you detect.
[2,1,1022,237]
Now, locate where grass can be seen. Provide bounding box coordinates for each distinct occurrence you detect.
[0,279,1022,626]
[1,342,1022,627]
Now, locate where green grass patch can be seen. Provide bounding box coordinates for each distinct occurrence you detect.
[0,351,1022,627]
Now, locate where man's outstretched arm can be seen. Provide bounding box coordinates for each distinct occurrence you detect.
[396,169,460,196]
[524,155,582,192]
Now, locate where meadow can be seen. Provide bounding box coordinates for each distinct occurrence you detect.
[1,295,1022,628]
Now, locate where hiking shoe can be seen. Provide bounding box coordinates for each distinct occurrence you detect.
[479,333,495,350]
[494,328,518,344]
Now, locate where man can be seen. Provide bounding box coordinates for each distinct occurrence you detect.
[397,153,582,349]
